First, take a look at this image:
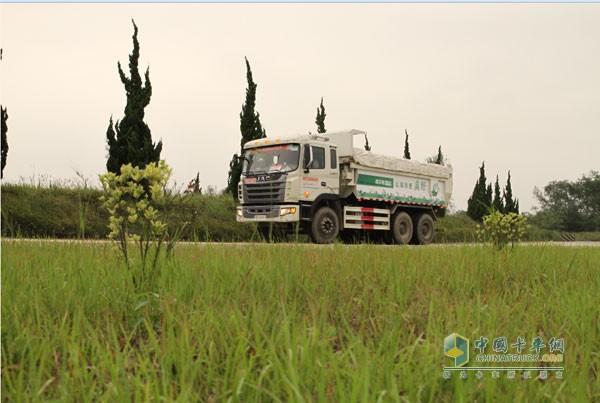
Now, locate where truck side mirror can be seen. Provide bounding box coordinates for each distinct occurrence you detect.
[303,145,313,173]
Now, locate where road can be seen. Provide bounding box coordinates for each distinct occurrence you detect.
[2,238,599,248]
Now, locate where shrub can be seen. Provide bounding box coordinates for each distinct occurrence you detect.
[477,210,528,250]
[99,161,176,289]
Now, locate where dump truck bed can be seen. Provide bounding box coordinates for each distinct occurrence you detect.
[340,148,453,207]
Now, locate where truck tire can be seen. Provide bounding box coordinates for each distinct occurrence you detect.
[390,211,413,244]
[412,213,435,245]
[310,206,339,244]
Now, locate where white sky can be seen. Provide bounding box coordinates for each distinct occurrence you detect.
[1,4,599,212]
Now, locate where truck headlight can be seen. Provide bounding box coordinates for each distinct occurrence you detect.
[279,207,297,217]
[236,207,243,217]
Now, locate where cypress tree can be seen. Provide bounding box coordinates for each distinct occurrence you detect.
[1,106,7,179]
[315,97,326,134]
[435,146,444,165]
[426,146,446,165]
[486,182,493,210]
[227,57,266,198]
[1,49,7,179]
[106,20,161,174]
[106,115,116,159]
[403,129,411,160]
[192,172,200,193]
[467,162,490,221]
[503,171,519,214]
[227,154,243,199]
[493,175,504,213]
[364,134,371,151]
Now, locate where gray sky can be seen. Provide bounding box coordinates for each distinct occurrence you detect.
[1,4,599,212]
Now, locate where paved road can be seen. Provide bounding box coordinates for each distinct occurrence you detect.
[2,238,599,248]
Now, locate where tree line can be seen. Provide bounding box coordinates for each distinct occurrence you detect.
[467,162,519,222]
[531,171,600,232]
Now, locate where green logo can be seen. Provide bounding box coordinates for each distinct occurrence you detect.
[357,174,394,188]
[445,333,469,367]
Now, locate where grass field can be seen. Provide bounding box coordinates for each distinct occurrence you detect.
[2,241,599,401]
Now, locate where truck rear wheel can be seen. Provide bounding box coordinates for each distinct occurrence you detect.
[390,211,413,244]
[412,213,435,245]
[310,206,339,244]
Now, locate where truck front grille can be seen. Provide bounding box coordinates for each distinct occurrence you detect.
[243,181,286,203]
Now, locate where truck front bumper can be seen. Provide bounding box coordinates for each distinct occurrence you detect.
[236,205,300,223]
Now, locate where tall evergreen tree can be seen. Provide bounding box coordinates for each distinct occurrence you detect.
[315,97,326,134]
[1,49,7,179]
[426,145,445,165]
[227,57,266,198]
[435,146,444,165]
[403,129,411,159]
[467,162,491,221]
[1,106,7,179]
[486,182,493,209]
[493,175,504,213]
[106,115,116,157]
[503,171,519,214]
[106,20,161,174]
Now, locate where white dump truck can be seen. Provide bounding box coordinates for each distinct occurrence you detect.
[236,129,452,244]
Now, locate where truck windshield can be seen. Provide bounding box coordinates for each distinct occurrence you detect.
[243,144,300,174]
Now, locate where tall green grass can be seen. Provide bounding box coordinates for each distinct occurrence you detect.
[1,183,255,242]
[2,241,599,401]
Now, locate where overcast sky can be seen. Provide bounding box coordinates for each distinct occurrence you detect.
[1,4,599,212]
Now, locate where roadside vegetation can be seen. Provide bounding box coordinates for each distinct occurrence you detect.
[4,182,598,243]
[0,182,255,242]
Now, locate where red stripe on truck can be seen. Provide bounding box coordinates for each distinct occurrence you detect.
[361,216,375,221]
[361,224,374,230]
[361,207,375,213]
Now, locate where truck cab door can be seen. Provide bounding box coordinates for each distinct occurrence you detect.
[327,146,340,195]
[301,144,339,200]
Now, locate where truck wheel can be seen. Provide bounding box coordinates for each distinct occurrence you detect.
[390,212,413,244]
[310,206,339,244]
[412,213,435,245]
